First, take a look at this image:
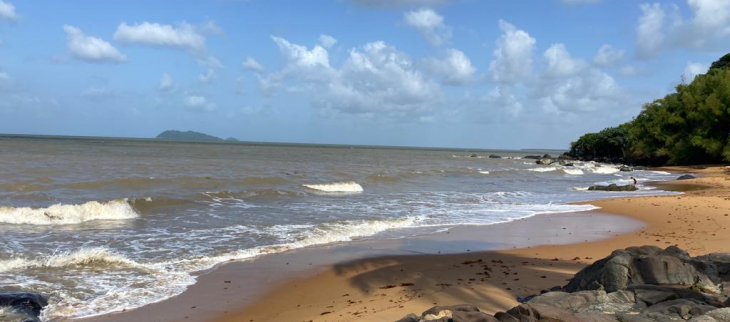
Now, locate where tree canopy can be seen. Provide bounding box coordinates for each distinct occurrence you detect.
[570,53,730,165]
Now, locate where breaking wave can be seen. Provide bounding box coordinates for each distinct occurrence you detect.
[302,181,364,193]
[0,247,141,273]
[563,168,584,175]
[528,167,558,172]
[0,199,139,225]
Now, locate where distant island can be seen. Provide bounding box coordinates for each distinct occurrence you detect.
[155,130,238,142]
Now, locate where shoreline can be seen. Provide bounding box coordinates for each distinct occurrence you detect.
[77,166,729,322]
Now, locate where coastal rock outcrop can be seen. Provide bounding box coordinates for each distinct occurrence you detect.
[489,155,502,159]
[0,292,48,322]
[678,174,697,180]
[588,184,639,192]
[395,246,730,322]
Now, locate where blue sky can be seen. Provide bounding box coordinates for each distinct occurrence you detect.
[0,0,727,149]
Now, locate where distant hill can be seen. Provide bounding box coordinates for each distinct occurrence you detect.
[156,130,237,142]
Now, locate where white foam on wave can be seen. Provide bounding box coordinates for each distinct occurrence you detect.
[528,167,558,172]
[0,247,142,273]
[0,306,28,322]
[303,181,364,193]
[590,166,620,174]
[649,171,671,175]
[563,169,584,175]
[0,199,139,225]
[479,171,490,175]
[572,186,590,191]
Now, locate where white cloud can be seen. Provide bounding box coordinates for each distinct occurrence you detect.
[636,0,730,59]
[114,22,206,51]
[636,3,666,59]
[423,48,475,85]
[63,25,127,63]
[683,61,707,81]
[592,44,625,67]
[198,68,216,83]
[242,57,265,73]
[319,34,338,48]
[0,0,17,21]
[184,94,216,112]
[488,20,536,83]
[543,44,586,78]
[158,73,175,92]
[404,8,451,46]
[262,36,441,117]
[536,69,624,114]
[351,0,448,8]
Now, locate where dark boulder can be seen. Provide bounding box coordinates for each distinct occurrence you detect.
[536,158,555,165]
[489,155,502,159]
[564,246,727,294]
[559,153,576,161]
[524,155,541,160]
[0,292,48,322]
[588,184,638,192]
[678,174,697,180]
[542,154,553,159]
[470,154,478,158]
[619,166,634,172]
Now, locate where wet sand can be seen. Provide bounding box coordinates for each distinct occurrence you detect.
[80,166,730,322]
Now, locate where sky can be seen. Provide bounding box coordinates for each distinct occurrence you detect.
[0,0,728,149]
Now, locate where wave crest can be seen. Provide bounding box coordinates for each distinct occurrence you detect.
[303,181,364,193]
[0,199,139,225]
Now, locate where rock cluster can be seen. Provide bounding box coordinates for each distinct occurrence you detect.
[395,246,730,322]
[588,184,639,192]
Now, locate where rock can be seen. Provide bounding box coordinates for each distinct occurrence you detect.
[588,184,639,192]
[559,153,575,161]
[678,174,697,180]
[536,158,555,165]
[420,305,499,322]
[0,292,48,322]
[396,313,420,322]
[423,305,482,316]
[565,246,725,294]
[524,155,541,160]
[619,166,634,172]
[641,299,716,320]
[489,155,502,159]
[471,154,478,158]
[706,308,730,322]
[542,154,553,159]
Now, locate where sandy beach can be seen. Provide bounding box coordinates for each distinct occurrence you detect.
[215,166,730,322]
[73,166,730,322]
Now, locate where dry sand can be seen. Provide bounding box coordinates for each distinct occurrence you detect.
[216,166,730,322]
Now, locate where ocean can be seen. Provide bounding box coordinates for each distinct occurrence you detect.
[0,135,679,320]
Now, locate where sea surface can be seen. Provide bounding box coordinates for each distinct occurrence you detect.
[0,135,680,320]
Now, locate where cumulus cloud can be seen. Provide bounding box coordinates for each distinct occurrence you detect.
[261,36,441,117]
[114,22,205,51]
[423,49,475,85]
[488,20,536,83]
[636,0,730,59]
[158,73,175,92]
[404,8,451,46]
[351,0,448,8]
[592,44,625,67]
[536,69,624,114]
[543,44,586,78]
[0,0,17,21]
[683,61,708,82]
[114,21,222,69]
[319,34,337,48]
[63,25,127,63]
[198,68,216,83]
[184,94,216,112]
[242,57,265,73]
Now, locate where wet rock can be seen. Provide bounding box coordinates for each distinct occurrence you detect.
[641,299,717,320]
[0,292,48,322]
[524,155,541,160]
[470,154,478,158]
[588,184,639,192]
[619,166,634,172]
[489,155,502,159]
[536,158,555,165]
[678,174,697,180]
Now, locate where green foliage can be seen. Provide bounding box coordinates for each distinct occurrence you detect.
[572,59,730,166]
[710,53,730,71]
[570,126,629,162]
[626,68,730,165]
